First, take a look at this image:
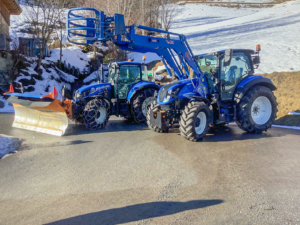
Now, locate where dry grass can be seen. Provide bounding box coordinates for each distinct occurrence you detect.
[263,71,300,126]
[263,71,300,118]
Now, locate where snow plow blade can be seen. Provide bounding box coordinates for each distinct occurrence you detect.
[4,87,72,136]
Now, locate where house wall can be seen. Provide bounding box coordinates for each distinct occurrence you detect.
[0,1,10,51]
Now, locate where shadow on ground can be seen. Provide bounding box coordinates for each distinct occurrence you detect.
[47,199,223,225]
[167,124,296,143]
[64,119,148,136]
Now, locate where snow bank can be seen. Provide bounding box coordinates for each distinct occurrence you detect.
[272,125,300,131]
[48,47,92,72]
[0,135,21,159]
[0,96,14,113]
[155,74,165,81]
[84,71,100,83]
[288,111,300,116]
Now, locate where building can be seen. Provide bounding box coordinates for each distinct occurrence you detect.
[0,0,22,51]
[0,0,22,73]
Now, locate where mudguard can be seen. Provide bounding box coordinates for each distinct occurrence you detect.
[127,81,159,101]
[234,75,276,102]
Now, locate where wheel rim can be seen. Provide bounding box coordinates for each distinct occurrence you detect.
[95,107,107,124]
[195,111,207,135]
[142,97,156,117]
[251,96,272,125]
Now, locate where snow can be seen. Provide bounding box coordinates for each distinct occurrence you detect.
[170,0,300,74]
[0,135,21,159]
[155,65,167,74]
[84,71,100,83]
[48,47,92,72]
[129,1,300,74]
[155,74,165,81]
[272,125,300,131]
[288,111,300,116]
[0,96,14,113]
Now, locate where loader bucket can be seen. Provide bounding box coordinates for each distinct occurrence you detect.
[4,87,72,136]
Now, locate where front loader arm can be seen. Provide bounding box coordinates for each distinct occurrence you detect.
[67,8,204,81]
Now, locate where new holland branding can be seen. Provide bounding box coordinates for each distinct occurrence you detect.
[90,85,110,94]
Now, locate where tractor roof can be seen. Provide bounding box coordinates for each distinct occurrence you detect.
[196,49,255,57]
[116,61,142,66]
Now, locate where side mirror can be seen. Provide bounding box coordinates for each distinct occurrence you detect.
[224,49,233,67]
[252,56,260,65]
[111,65,116,74]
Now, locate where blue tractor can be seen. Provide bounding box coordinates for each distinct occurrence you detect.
[147,48,278,141]
[65,8,278,141]
[4,8,278,138]
[71,61,159,130]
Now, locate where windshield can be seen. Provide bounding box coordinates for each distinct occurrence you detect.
[108,64,141,83]
[197,54,218,93]
[197,54,218,74]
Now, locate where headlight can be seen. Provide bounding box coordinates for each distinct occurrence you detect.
[75,92,81,99]
[163,92,171,103]
[162,87,182,103]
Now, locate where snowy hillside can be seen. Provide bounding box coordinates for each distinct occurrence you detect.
[132,0,300,74]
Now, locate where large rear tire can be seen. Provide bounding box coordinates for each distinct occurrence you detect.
[83,99,110,130]
[179,101,211,142]
[236,86,277,133]
[131,88,157,124]
[146,100,169,133]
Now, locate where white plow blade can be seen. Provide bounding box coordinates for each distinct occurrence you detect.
[12,104,68,136]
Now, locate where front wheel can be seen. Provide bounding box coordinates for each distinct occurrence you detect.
[236,86,278,133]
[179,101,211,142]
[83,99,110,130]
[132,88,157,124]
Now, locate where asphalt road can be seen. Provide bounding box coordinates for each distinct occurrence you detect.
[0,113,300,225]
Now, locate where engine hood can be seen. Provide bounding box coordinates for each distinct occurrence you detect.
[76,83,111,95]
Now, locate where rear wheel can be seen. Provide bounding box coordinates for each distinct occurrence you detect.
[132,88,157,124]
[179,101,211,141]
[146,100,169,133]
[236,86,277,133]
[83,99,110,130]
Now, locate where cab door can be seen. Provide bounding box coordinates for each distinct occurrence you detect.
[220,52,252,101]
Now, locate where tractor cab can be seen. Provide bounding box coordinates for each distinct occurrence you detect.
[108,62,149,99]
[196,48,260,101]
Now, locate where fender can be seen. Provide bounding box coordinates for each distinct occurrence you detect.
[127,81,159,101]
[234,75,276,103]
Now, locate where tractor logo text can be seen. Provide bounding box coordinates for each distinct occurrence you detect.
[166,40,174,44]
[185,52,191,61]
[90,85,110,94]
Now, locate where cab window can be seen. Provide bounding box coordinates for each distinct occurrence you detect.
[119,65,141,82]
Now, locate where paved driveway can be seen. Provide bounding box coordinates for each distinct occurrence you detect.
[0,114,299,224]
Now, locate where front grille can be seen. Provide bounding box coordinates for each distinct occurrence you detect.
[159,81,180,102]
